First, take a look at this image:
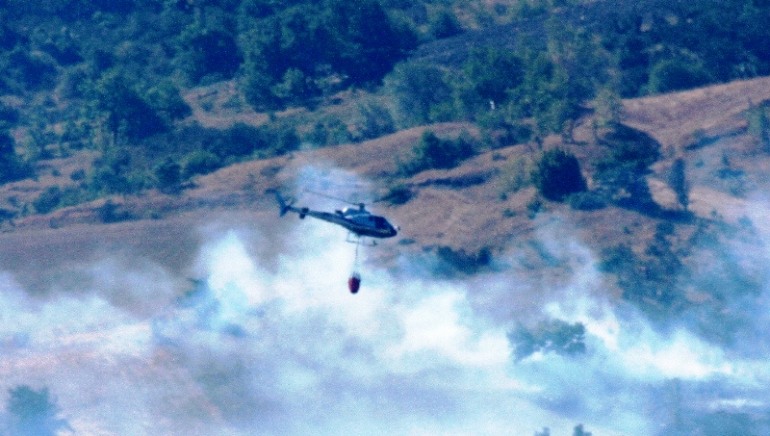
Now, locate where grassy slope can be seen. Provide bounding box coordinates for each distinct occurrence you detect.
[3,75,770,301]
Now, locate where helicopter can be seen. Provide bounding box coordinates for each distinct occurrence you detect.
[271,190,398,294]
[273,191,398,240]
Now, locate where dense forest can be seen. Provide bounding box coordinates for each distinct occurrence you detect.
[1,0,769,213]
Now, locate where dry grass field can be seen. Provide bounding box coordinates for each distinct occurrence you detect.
[4,76,770,288]
[3,76,770,435]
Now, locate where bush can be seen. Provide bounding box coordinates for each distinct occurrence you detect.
[595,124,661,209]
[647,58,712,94]
[145,81,192,124]
[33,186,63,214]
[381,183,413,205]
[182,150,222,178]
[154,157,182,194]
[94,70,166,140]
[353,101,395,141]
[567,191,607,211]
[398,131,475,176]
[384,62,453,127]
[458,46,524,115]
[97,200,131,223]
[0,130,31,183]
[428,9,463,39]
[304,117,352,146]
[0,101,19,127]
[205,123,299,161]
[436,245,492,274]
[205,123,261,159]
[531,149,586,201]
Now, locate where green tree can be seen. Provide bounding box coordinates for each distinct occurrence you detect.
[0,130,29,183]
[175,7,241,84]
[154,157,182,194]
[428,8,462,39]
[145,81,192,124]
[93,70,166,141]
[538,19,615,140]
[2,48,58,92]
[647,57,712,94]
[354,100,395,141]
[182,149,221,178]
[532,149,586,201]
[595,124,661,210]
[33,186,63,214]
[0,101,19,128]
[239,0,415,110]
[271,68,317,106]
[511,49,558,142]
[88,148,144,195]
[205,123,261,159]
[324,0,417,85]
[456,46,524,118]
[239,9,321,109]
[385,62,452,127]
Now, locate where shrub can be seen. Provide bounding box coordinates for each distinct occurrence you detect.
[381,183,413,205]
[0,130,31,183]
[595,124,661,210]
[154,157,182,194]
[145,81,192,124]
[436,245,492,275]
[0,101,19,127]
[428,9,463,39]
[384,62,453,127]
[33,186,63,214]
[97,200,131,223]
[304,117,352,146]
[353,101,395,141]
[567,191,607,211]
[647,58,712,94]
[531,149,586,201]
[398,131,475,176]
[182,150,222,178]
[94,70,166,140]
[205,123,261,159]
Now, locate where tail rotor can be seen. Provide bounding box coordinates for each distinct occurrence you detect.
[273,191,294,217]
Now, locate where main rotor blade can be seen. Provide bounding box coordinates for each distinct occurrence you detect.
[303,189,366,207]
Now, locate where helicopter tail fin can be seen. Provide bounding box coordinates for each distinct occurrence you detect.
[274,192,292,217]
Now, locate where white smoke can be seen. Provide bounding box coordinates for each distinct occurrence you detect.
[2,170,770,435]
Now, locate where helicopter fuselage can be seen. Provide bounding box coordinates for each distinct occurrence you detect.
[276,194,397,239]
[301,208,397,238]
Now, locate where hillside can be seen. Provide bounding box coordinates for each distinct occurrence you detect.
[3,76,770,435]
[1,75,768,299]
[3,1,770,434]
